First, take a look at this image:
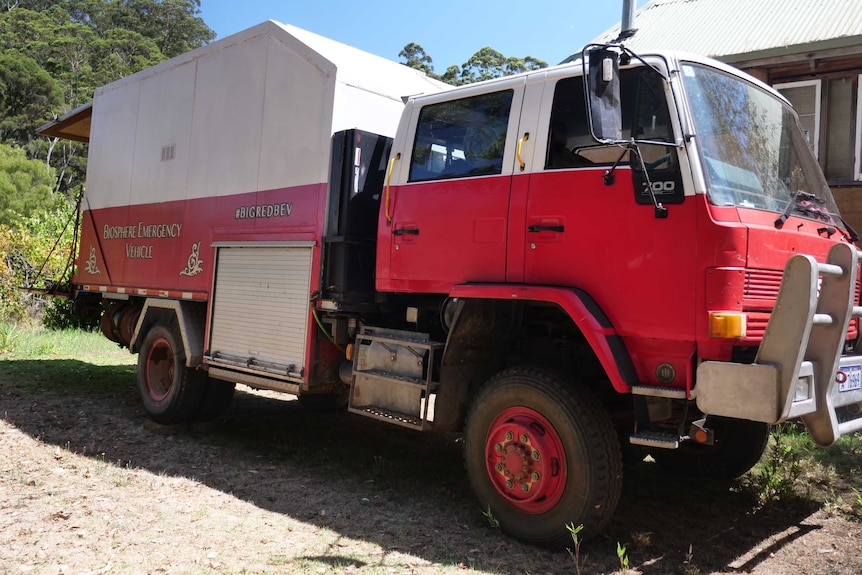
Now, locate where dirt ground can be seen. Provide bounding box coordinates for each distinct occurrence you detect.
[1,353,862,575]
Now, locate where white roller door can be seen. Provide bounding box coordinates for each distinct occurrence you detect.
[208,244,313,380]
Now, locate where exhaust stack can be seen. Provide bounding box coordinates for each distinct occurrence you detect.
[618,0,638,41]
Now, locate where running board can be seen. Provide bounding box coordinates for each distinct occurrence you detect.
[631,385,688,399]
[629,430,680,449]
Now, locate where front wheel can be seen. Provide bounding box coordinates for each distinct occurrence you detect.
[463,368,622,549]
[137,323,206,424]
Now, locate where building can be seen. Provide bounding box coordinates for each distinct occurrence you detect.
[595,0,862,228]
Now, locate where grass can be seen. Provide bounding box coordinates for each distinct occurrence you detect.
[0,322,124,359]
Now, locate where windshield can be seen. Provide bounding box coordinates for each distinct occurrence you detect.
[680,63,844,229]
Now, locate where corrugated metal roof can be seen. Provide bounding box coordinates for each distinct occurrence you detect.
[594,0,862,61]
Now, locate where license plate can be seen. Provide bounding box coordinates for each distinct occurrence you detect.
[838,364,862,393]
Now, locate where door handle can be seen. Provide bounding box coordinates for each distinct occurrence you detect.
[527,225,565,233]
[393,228,420,236]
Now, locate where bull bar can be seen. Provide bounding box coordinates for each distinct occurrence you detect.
[696,241,862,446]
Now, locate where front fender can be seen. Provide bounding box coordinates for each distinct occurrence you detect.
[449,283,637,393]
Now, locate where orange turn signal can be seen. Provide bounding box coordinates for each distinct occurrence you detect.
[709,312,746,339]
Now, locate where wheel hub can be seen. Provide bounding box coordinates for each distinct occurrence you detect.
[485,407,565,514]
[145,337,174,401]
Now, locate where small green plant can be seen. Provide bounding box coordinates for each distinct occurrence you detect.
[616,541,629,572]
[565,522,584,575]
[754,424,804,503]
[0,322,20,354]
[481,505,499,530]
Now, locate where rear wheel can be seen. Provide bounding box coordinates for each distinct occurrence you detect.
[463,368,622,549]
[651,416,770,480]
[137,323,205,424]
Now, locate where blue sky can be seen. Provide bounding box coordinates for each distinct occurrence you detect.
[198,1,650,71]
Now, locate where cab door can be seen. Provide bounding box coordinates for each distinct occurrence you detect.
[380,80,525,294]
[520,67,698,386]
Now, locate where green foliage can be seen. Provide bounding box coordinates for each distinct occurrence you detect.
[0,143,59,226]
[480,505,500,530]
[42,297,100,331]
[0,51,63,146]
[0,191,76,323]
[616,541,630,572]
[0,1,214,194]
[398,42,548,86]
[752,424,807,503]
[399,42,434,76]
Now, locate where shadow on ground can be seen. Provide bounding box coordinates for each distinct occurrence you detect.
[0,358,826,574]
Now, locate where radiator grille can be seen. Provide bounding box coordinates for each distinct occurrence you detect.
[742,268,860,342]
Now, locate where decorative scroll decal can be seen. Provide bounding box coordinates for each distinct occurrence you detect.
[180,241,204,277]
[84,246,100,275]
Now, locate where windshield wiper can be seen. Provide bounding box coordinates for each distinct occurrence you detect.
[774,191,825,229]
[773,192,858,242]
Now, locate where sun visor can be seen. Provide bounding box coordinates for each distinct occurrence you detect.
[36,102,92,143]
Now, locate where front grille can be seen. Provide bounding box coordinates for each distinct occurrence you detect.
[744,269,783,302]
[742,268,860,343]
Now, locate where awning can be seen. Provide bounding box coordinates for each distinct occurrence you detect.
[36,102,92,143]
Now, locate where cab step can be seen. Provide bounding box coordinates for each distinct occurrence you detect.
[629,430,680,449]
[631,385,688,399]
[348,326,442,431]
[351,404,426,430]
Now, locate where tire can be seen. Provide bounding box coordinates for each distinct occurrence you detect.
[651,416,770,480]
[195,379,236,421]
[137,323,206,424]
[463,368,623,549]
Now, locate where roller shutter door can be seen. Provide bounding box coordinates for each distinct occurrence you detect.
[208,244,312,379]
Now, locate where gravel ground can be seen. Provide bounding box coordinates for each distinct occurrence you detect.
[1,353,861,575]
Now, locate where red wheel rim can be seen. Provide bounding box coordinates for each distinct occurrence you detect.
[145,337,173,401]
[484,407,566,514]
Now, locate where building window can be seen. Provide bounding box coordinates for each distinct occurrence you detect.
[825,77,854,180]
[778,76,862,183]
[776,80,821,159]
[856,73,862,181]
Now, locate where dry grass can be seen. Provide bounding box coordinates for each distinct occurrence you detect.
[1,335,861,574]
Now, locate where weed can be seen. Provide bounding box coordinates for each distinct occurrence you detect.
[0,323,20,354]
[683,543,700,575]
[616,541,629,572]
[753,424,804,503]
[480,505,499,530]
[565,522,585,575]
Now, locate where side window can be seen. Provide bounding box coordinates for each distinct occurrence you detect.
[409,90,513,182]
[546,69,677,168]
[546,78,594,168]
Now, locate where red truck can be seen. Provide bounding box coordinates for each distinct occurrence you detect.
[39,20,862,548]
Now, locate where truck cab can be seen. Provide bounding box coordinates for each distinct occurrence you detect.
[348,49,862,545]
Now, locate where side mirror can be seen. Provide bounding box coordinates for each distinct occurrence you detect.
[585,47,623,142]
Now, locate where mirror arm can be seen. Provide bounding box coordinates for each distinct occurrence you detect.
[631,142,668,219]
[603,141,633,186]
